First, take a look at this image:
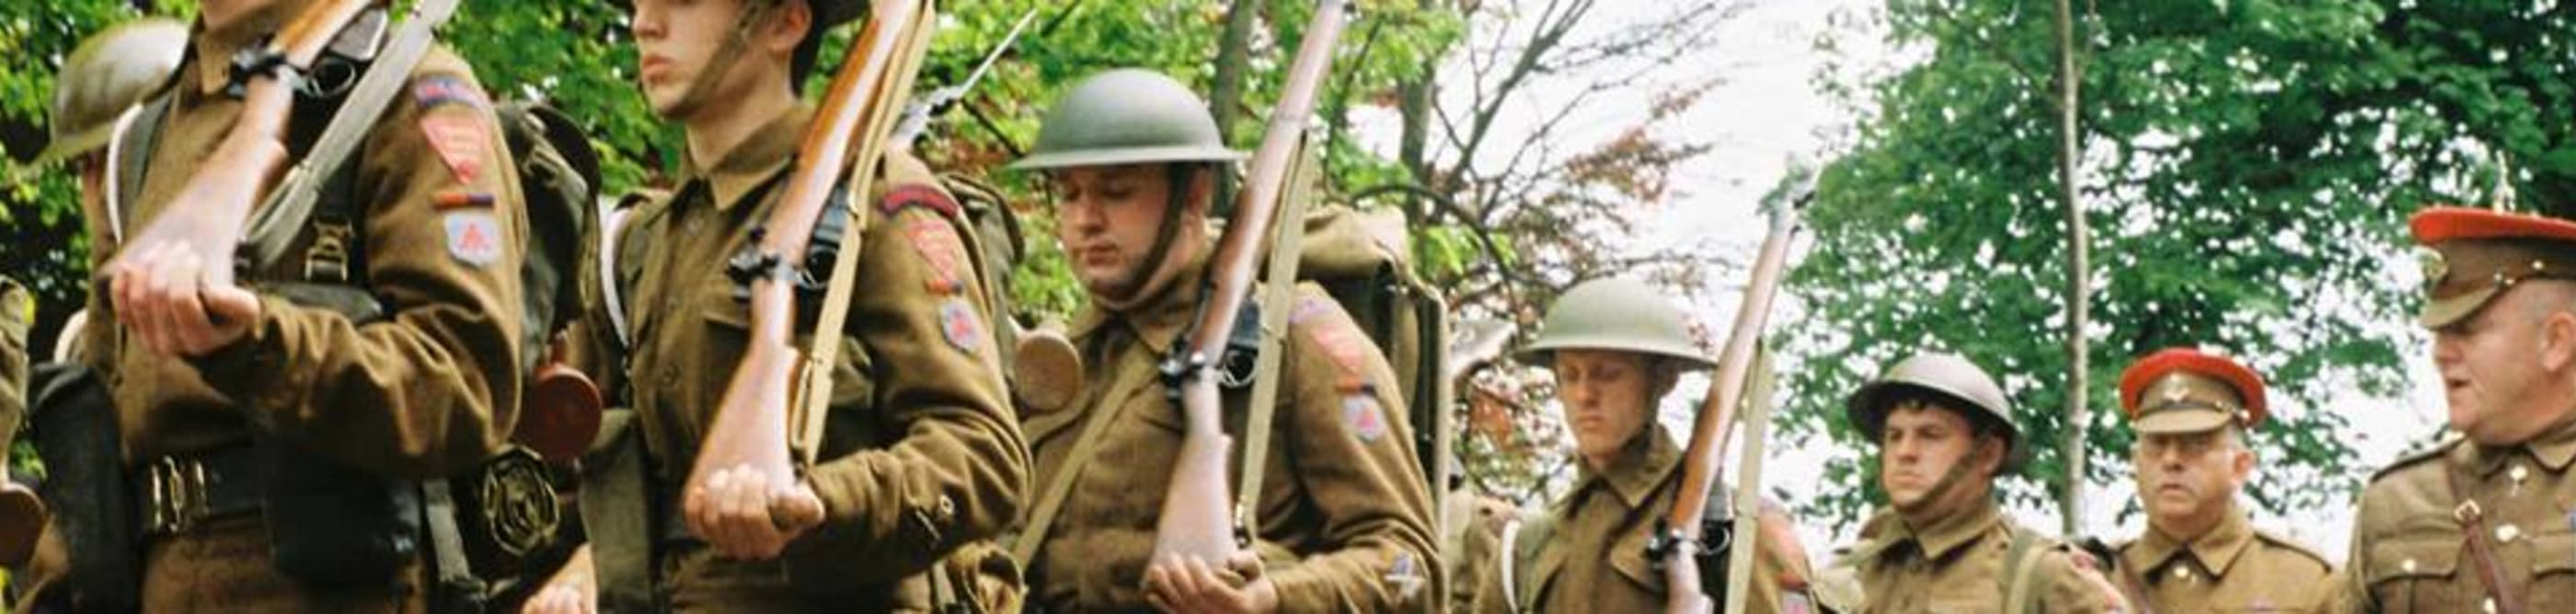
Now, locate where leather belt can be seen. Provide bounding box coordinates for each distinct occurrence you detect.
[134,447,265,537]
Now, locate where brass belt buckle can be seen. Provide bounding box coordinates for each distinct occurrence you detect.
[148,457,211,534]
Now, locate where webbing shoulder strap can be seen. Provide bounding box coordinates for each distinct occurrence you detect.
[1007,345,1162,565]
[108,94,173,245]
[1999,525,2047,614]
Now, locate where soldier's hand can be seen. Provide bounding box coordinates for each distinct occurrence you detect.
[684,463,823,561]
[108,241,260,357]
[522,544,596,614]
[1143,551,1278,614]
[2064,550,2133,612]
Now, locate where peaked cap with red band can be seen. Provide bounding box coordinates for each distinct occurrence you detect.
[2118,347,2266,434]
[2410,206,2576,329]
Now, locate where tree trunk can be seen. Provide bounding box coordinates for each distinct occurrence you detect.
[2053,0,2090,537]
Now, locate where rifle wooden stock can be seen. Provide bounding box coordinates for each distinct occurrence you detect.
[1663,203,1799,614]
[1151,0,1351,564]
[685,0,933,530]
[114,0,374,286]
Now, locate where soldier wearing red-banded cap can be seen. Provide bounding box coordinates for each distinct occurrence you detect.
[2341,206,2576,614]
[2110,348,2333,612]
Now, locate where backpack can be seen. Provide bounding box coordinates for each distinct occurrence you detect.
[1291,205,1453,503]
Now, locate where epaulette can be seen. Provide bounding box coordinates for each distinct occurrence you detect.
[2251,528,2333,571]
[2367,438,2461,483]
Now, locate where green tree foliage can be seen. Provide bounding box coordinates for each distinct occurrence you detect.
[1782,0,2573,532]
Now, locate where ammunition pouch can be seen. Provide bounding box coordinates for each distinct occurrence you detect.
[256,435,425,585]
[28,362,140,613]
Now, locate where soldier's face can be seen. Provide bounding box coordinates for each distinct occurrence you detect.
[2432,283,2576,445]
[630,0,804,117]
[1549,350,1669,469]
[1877,402,1997,513]
[2132,427,2251,537]
[1050,165,1208,301]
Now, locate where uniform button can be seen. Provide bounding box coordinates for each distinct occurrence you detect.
[937,495,956,519]
[2171,566,2191,582]
[2401,558,2418,573]
[2495,524,2520,543]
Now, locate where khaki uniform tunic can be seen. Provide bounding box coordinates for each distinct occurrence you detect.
[1846,500,2119,613]
[572,103,1025,611]
[2115,509,2334,612]
[40,11,529,611]
[1019,248,1442,612]
[1466,425,1812,614]
[2341,418,2576,613]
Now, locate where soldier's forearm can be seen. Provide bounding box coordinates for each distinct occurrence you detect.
[195,295,518,477]
[785,408,1027,582]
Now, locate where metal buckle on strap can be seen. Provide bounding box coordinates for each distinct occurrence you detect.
[147,457,213,535]
[2454,499,2484,524]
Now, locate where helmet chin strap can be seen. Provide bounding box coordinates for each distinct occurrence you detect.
[1095,164,1203,311]
[664,0,778,119]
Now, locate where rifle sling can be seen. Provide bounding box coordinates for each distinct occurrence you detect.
[241,0,462,270]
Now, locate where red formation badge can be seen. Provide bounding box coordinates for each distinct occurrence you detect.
[905,215,969,295]
[420,113,488,184]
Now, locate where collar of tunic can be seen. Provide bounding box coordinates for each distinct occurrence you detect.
[678,103,812,211]
[1574,424,1682,509]
[2466,414,2576,477]
[2124,508,2255,580]
[1070,244,1215,355]
[1870,496,2005,562]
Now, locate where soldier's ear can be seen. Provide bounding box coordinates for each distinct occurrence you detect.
[2541,307,2576,373]
[756,0,814,56]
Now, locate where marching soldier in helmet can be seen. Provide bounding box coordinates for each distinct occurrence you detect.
[1466,278,1819,613]
[4,16,186,597]
[1835,353,2128,613]
[29,0,533,608]
[530,0,1026,611]
[1005,68,1441,612]
[2109,347,2334,611]
[2341,206,2576,613]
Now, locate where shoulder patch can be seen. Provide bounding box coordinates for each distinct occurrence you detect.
[412,75,490,111]
[937,297,984,353]
[878,184,960,217]
[443,211,503,267]
[1343,394,1388,443]
[419,111,490,184]
[2369,439,2461,483]
[903,214,969,295]
[1291,295,1374,390]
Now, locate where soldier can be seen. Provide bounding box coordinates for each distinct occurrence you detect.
[1005,68,1441,612]
[1835,353,2128,613]
[4,17,186,594]
[530,0,1027,611]
[2341,206,2576,613]
[1466,278,1819,613]
[2110,347,2334,611]
[29,0,532,608]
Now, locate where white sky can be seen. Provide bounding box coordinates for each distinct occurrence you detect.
[1404,0,2451,564]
